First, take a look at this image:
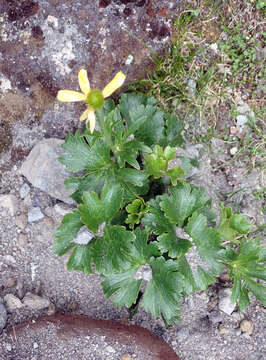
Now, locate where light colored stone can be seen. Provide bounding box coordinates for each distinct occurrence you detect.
[122,355,132,360]
[15,214,27,230]
[0,299,7,333]
[19,183,30,199]
[186,79,197,97]
[22,293,50,310]
[134,264,152,281]
[3,255,16,264]
[218,288,236,315]
[4,294,23,311]
[20,139,74,204]
[0,194,18,216]
[236,115,248,126]
[240,319,254,335]
[218,324,230,335]
[54,203,72,218]
[33,342,39,349]
[5,278,16,288]
[46,303,56,316]
[106,345,116,353]
[237,103,250,114]
[28,207,44,223]
[18,234,28,247]
[230,147,238,156]
[74,226,95,245]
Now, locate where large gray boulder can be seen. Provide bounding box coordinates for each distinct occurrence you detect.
[20,138,74,204]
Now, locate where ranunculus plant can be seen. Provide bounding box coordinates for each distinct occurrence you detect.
[53,70,266,325]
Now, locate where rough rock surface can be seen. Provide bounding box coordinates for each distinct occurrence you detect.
[0,299,7,333]
[0,0,179,163]
[20,138,74,204]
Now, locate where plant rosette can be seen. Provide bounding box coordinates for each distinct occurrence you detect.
[54,81,266,325]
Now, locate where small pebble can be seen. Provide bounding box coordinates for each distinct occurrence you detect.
[28,207,44,223]
[47,303,56,316]
[4,294,23,311]
[20,183,30,199]
[15,214,27,230]
[177,328,189,340]
[122,355,132,360]
[5,278,16,288]
[218,288,236,315]
[18,234,28,247]
[240,319,254,335]
[3,255,16,264]
[218,324,230,335]
[33,342,39,349]
[5,343,12,351]
[230,147,238,156]
[106,345,116,353]
[236,115,248,126]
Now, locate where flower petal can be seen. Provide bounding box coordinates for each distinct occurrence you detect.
[80,108,89,122]
[87,110,96,133]
[57,90,86,102]
[78,69,91,95]
[102,71,126,98]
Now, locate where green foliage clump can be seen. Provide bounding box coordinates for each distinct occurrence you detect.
[54,93,265,325]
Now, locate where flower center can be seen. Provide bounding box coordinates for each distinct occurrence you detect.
[86,89,104,110]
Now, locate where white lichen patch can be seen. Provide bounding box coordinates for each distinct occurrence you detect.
[0,75,12,94]
[125,54,134,65]
[41,17,77,76]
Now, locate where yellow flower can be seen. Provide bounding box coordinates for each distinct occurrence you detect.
[57,69,126,133]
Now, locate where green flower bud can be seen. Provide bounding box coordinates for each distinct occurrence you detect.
[86,89,104,110]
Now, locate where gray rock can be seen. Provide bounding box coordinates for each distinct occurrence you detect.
[20,139,74,205]
[218,288,236,315]
[186,79,197,97]
[22,293,50,310]
[15,214,27,230]
[237,102,250,114]
[28,207,44,223]
[236,115,248,126]
[0,194,18,216]
[74,226,95,245]
[4,294,23,312]
[19,183,30,199]
[53,203,72,218]
[0,299,7,333]
[177,328,189,340]
[208,310,223,324]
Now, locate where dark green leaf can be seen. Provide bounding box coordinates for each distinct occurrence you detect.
[66,244,93,274]
[179,256,196,295]
[186,212,224,273]
[92,225,135,274]
[160,184,208,227]
[244,278,266,306]
[160,113,184,147]
[142,195,173,235]
[141,257,183,325]
[78,183,123,232]
[59,131,91,172]
[195,266,216,290]
[116,168,148,187]
[102,269,142,308]
[53,211,83,255]
[157,233,192,258]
